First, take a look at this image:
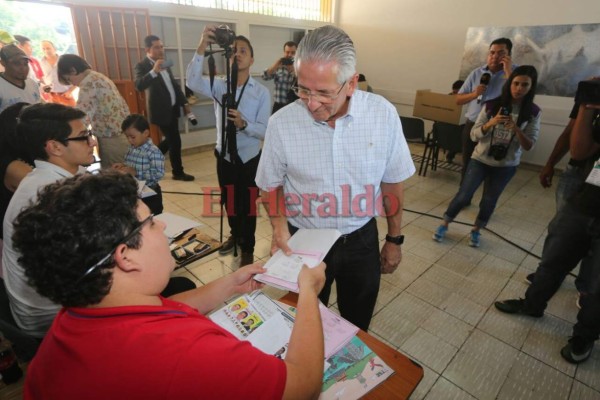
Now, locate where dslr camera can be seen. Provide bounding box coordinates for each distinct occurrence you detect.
[576,80,600,105]
[488,144,509,160]
[213,25,235,48]
[280,57,294,66]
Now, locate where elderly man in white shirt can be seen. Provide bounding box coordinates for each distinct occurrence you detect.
[255,25,415,331]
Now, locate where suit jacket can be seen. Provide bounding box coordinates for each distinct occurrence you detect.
[134,57,187,126]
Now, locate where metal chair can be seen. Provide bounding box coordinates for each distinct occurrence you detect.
[419,122,463,176]
[400,116,425,143]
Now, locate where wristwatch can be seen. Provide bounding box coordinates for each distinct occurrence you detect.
[385,234,404,245]
[237,120,247,131]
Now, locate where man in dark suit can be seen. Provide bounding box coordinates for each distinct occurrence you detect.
[135,35,194,181]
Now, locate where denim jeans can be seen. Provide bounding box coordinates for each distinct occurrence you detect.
[524,203,600,342]
[444,159,517,228]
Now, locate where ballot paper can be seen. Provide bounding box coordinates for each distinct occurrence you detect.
[254,228,341,292]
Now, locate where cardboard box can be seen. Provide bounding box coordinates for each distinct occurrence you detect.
[413,90,465,125]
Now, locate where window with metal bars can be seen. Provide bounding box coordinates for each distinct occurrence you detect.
[150,0,332,22]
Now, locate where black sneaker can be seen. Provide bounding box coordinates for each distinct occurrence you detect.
[525,273,535,285]
[173,173,195,181]
[240,252,254,266]
[218,236,236,255]
[561,336,594,364]
[494,299,544,318]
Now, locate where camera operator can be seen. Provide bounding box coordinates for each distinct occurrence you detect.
[433,66,540,248]
[186,25,270,266]
[262,41,297,114]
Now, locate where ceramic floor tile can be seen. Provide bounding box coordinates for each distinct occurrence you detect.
[569,381,600,400]
[522,315,577,377]
[443,330,518,400]
[478,305,535,349]
[497,352,572,400]
[406,277,453,307]
[370,292,435,348]
[439,293,487,327]
[575,346,600,392]
[421,264,465,291]
[400,328,459,374]
[424,377,477,400]
[420,308,473,348]
[373,278,402,314]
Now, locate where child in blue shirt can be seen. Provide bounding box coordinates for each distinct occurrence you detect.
[113,114,165,214]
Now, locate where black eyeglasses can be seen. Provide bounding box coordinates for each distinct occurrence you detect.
[61,130,95,146]
[75,214,154,284]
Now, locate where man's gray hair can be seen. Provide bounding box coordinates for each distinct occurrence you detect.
[295,25,356,84]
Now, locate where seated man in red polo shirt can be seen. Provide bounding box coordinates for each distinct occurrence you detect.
[14,170,325,400]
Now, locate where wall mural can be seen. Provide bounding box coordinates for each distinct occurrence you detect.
[459,24,600,98]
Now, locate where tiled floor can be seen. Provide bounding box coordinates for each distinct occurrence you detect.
[159,143,599,399]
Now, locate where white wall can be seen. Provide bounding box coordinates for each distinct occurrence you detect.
[338,0,600,167]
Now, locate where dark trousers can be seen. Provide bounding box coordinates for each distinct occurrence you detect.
[142,184,164,215]
[461,119,477,181]
[524,203,600,342]
[289,218,381,331]
[215,151,260,254]
[158,105,184,176]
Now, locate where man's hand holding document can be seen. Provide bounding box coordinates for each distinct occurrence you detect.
[254,229,341,292]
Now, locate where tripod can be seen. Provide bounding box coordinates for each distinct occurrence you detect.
[207,45,247,258]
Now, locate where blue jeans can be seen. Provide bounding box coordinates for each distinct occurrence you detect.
[444,159,517,228]
[524,203,600,342]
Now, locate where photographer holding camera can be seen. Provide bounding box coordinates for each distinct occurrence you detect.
[433,65,541,248]
[186,25,270,266]
[262,41,297,114]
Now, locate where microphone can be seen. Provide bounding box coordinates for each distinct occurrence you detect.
[477,73,491,104]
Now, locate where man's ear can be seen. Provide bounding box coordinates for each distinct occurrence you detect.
[113,243,140,273]
[346,73,359,97]
[44,139,63,158]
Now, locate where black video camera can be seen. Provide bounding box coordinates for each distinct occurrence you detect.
[213,25,235,48]
[280,57,294,66]
[576,80,600,105]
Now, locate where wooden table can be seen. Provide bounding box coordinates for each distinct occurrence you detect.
[280,293,424,399]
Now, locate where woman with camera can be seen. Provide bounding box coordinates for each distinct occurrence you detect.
[433,65,541,247]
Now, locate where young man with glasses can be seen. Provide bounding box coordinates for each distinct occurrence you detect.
[15,170,326,399]
[255,25,415,331]
[186,27,270,267]
[2,103,97,338]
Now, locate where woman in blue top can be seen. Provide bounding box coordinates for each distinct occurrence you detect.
[433,65,541,247]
